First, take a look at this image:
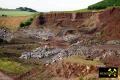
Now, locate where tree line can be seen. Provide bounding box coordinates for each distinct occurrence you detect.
[0,7,37,12]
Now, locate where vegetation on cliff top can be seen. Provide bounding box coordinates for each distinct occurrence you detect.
[88,0,120,10]
[70,0,120,12]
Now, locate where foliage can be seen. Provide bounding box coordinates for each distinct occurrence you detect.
[16,7,37,12]
[88,0,120,10]
[0,58,32,75]
[20,18,33,28]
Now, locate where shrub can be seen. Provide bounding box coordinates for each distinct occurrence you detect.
[20,22,25,28]
[1,14,7,17]
[20,18,33,28]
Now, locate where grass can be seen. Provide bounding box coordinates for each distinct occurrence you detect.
[63,8,102,13]
[0,10,37,16]
[0,58,32,75]
[0,44,40,76]
[0,48,21,57]
[63,55,104,66]
[88,0,120,10]
[0,10,38,31]
[71,9,97,13]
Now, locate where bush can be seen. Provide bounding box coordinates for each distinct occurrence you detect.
[20,23,25,28]
[20,18,33,28]
[1,14,7,17]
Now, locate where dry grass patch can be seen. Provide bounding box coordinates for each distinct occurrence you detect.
[63,55,104,66]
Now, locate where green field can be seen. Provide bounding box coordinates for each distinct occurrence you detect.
[64,9,100,13]
[0,10,37,16]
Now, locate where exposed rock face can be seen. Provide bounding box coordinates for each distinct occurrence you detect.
[18,8,120,79]
[19,8,120,66]
[0,27,13,42]
[31,12,96,28]
[31,8,120,40]
[78,13,100,34]
[99,8,120,40]
[11,29,55,43]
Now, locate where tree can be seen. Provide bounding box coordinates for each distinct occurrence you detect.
[16,7,37,12]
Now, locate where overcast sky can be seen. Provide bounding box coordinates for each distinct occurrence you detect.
[0,0,102,12]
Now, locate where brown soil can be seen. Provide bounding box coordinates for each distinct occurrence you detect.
[30,12,96,28]
[0,16,30,31]
[45,61,97,79]
[99,8,120,40]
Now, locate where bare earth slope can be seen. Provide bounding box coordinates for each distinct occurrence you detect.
[0,16,30,31]
[99,8,120,40]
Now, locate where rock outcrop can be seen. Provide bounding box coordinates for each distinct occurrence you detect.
[0,27,13,42]
[10,29,55,44]
[99,8,120,40]
[31,12,96,28]
[31,8,120,41]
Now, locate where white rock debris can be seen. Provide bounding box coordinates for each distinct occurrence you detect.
[20,41,120,64]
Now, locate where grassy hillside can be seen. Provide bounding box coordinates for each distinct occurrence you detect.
[0,10,38,31]
[88,0,120,10]
[0,10,36,16]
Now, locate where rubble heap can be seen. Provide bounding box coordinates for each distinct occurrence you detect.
[20,41,120,65]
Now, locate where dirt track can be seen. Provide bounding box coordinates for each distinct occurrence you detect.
[0,72,13,80]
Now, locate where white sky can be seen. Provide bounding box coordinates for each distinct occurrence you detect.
[0,0,102,12]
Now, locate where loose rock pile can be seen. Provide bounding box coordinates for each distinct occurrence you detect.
[62,34,78,43]
[106,40,120,45]
[20,40,120,64]
[22,29,55,41]
[0,27,13,42]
